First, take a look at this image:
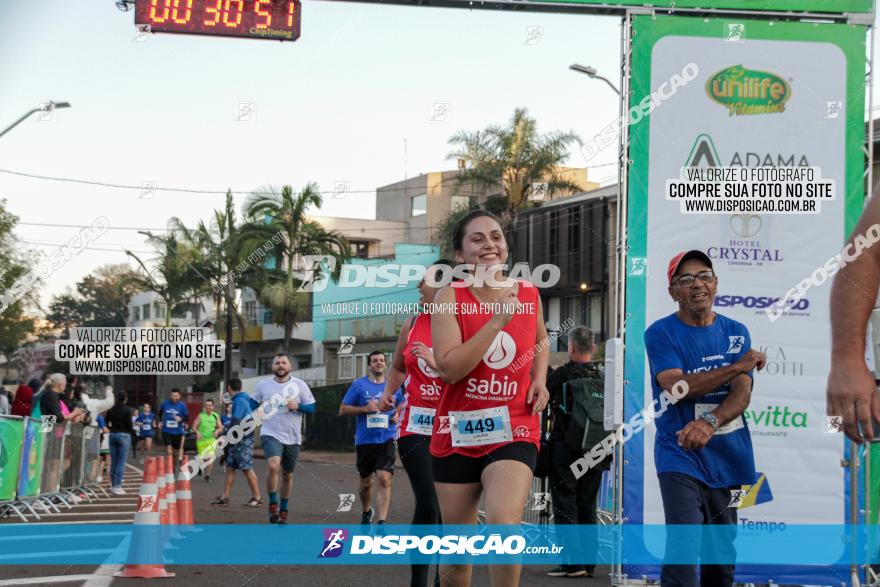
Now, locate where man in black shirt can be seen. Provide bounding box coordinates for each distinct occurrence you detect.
[546,326,608,579]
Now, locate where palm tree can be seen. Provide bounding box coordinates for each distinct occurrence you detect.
[446,107,584,231]
[168,191,262,384]
[125,230,203,328]
[241,184,350,356]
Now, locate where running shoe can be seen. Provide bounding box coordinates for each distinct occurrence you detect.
[210,496,229,506]
[278,510,288,525]
[546,566,569,577]
[269,503,280,524]
[565,566,588,578]
[242,497,262,508]
[361,507,374,525]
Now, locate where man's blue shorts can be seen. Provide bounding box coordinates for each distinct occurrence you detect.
[226,434,255,471]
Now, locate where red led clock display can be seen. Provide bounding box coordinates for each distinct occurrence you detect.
[135,0,301,42]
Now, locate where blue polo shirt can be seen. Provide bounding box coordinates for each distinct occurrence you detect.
[341,377,403,446]
[136,413,156,437]
[159,400,189,436]
[644,312,757,488]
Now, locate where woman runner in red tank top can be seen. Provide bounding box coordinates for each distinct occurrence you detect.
[380,261,451,587]
[429,211,550,587]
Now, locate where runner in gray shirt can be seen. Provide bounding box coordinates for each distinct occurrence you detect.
[251,353,317,524]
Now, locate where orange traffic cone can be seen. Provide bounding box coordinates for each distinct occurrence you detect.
[177,455,194,525]
[157,454,168,526]
[114,458,175,578]
[164,455,179,526]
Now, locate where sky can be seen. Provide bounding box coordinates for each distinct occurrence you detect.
[0,0,876,310]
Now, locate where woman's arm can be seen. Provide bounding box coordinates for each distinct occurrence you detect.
[381,316,413,409]
[432,287,517,384]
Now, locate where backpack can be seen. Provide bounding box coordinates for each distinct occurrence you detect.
[560,372,607,454]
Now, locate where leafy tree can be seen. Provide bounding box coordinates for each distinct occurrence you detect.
[125,229,204,327]
[169,191,267,383]
[47,264,140,330]
[442,108,583,251]
[0,199,36,357]
[241,184,350,356]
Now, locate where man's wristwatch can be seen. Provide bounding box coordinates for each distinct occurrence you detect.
[700,412,720,431]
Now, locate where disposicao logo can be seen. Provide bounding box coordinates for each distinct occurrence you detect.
[319,529,348,558]
[706,65,790,116]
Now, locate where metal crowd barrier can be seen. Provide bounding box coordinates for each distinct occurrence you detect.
[0,414,104,522]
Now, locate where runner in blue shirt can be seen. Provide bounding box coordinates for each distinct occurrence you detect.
[158,388,189,463]
[220,402,233,430]
[644,250,766,587]
[135,404,157,463]
[338,351,404,525]
[211,379,263,508]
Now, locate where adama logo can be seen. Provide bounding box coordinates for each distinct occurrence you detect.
[706,65,790,116]
[483,331,516,370]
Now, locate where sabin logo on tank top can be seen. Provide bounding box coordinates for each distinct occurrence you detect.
[465,331,518,398]
[483,331,516,369]
[417,354,439,378]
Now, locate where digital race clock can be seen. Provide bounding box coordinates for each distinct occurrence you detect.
[135,0,301,42]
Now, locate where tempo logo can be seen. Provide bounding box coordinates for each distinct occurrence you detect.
[319,529,348,558]
[350,534,527,556]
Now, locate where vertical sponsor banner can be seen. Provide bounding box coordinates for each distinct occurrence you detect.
[0,418,24,501]
[17,418,44,498]
[624,15,865,584]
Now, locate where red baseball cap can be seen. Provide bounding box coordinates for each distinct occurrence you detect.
[667,250,713,285]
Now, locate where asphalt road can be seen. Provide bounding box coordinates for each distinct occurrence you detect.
[0,450,612,586]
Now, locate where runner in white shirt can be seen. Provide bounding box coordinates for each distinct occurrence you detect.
[251,353,317,524]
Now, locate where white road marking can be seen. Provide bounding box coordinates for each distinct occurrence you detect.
[0,574,102,585]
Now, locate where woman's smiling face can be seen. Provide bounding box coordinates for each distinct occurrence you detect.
[455,215,508,268]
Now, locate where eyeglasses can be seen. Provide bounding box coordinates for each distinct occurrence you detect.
[673,270,715,287]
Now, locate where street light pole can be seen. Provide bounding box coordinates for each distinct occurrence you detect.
[569,64,621,96]
[0,101,71,139]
